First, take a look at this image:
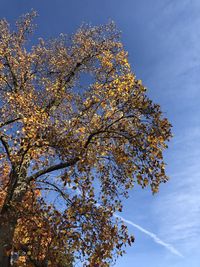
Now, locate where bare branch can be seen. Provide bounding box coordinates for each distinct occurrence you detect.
[27,156,80,182]
[38,180,72,205]
[0,117,22,129]
[4,55,18,92]
[0,134,12,164]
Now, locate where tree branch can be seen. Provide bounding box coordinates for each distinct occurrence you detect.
[27,156,80,182]
[4,55,18,92]
[38,180,72,205]
[44,61,82,113]
[0,117,22,129]
[0,134,12,164]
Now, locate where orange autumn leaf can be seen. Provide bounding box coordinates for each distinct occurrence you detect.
[0,11,172,267]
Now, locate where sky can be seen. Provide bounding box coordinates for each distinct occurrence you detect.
[0,0,200,266]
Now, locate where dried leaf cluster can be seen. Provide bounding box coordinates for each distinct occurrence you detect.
[0,11,172,267]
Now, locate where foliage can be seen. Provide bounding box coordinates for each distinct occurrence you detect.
[0,11,172,266]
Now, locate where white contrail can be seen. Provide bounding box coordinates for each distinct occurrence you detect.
[114,214,184,258]
[52,178,183,257]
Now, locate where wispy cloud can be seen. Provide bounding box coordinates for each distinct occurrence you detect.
[153,128,200,255]
[62,181,183,258]
[145,1,200,258]
[114,214,183,258]
[153,165,200,254]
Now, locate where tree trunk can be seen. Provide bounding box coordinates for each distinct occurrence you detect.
[0,169,19,266]
[0,169,29,266]
[0,211,17,267]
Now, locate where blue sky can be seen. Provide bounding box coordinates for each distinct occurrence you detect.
[1,0,200,266]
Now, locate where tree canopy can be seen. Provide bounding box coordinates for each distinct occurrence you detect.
[0,11,172,267]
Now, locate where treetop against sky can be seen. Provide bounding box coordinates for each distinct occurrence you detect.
[0,1,200,267]
[0,11,172,267]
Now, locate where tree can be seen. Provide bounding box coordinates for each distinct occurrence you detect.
[0,11,172,267]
